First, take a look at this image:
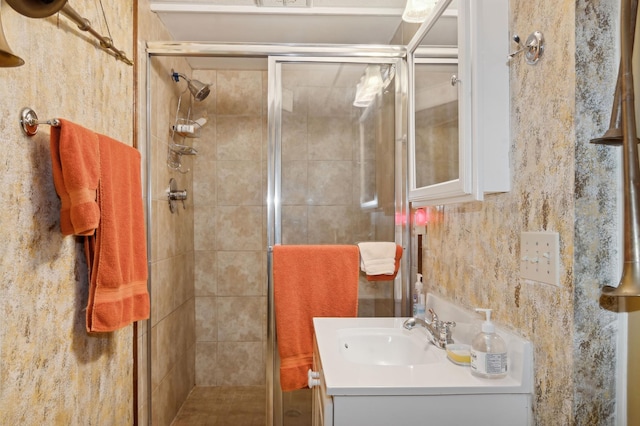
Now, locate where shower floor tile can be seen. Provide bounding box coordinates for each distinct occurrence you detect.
[172,386,266,426]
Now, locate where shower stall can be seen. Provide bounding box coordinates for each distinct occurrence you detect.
[145,43,409,426]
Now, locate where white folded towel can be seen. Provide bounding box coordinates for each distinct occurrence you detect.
[357,242,397,275]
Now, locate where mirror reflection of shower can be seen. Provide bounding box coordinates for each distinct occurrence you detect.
[168,69,212,173]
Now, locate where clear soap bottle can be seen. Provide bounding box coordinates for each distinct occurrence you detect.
[412,273,425,319]
[470,308,507,379]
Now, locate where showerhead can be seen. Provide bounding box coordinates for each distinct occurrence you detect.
[171,70,211,102]
[187,79,211,101]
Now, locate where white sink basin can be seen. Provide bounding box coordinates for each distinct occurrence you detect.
[313,294,533,397]
[313,294,534,425]
[338,327,439,366]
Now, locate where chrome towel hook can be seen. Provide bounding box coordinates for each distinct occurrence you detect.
[508,31,544,65]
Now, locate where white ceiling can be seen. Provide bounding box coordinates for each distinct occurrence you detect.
[149,0,409,69]
[150,0,408,44]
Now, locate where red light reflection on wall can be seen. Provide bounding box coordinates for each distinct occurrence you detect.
[396,207,443,226]
[415,208,428,226]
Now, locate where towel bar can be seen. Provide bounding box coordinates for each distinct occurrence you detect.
[19,107,60,136]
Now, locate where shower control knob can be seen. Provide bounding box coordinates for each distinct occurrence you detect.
[169,190,188,201]
[167,178,188,213]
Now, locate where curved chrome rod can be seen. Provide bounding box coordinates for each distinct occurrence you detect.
[602,0,640,297]
[590,0,638,145]
[5,1,133,66]
[59,5,133,66]
[19,107,60,136]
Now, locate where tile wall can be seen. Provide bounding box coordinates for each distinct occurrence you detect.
[148,54,197,426]
[191,69,267,387]
[191,64,398,387]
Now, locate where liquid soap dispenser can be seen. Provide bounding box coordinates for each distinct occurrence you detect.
[470,308,507,379]
[412,273,425,319]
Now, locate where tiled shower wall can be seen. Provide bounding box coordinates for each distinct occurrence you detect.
[151,58,198,426]
[190,66,398,387]
[137,2,201,424]
[147,54,197,426]
[191,69,267,386]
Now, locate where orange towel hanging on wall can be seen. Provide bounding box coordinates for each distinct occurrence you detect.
[49,119,100,236]
[50,121,149,332]
[85,134,149,332]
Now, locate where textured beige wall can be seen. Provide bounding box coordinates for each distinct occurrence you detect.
[0,1,135,425]
[421,0,620,424]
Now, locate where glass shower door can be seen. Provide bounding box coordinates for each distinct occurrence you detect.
[267,56,404,426]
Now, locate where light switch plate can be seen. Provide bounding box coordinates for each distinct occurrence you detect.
[520,232,560,286]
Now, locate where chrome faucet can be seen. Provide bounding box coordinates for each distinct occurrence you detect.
[403,309,456,349]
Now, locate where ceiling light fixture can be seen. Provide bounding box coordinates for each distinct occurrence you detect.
[402,0,437,23]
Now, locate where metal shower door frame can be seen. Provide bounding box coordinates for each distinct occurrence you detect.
[266,52,409,426]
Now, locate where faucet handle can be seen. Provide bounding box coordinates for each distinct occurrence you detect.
[440,321,456,345]
[428,308,438,323]
[441,320,456,330]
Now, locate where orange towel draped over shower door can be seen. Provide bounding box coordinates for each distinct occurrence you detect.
[273,245,359,392]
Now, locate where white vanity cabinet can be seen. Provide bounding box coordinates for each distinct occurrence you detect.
[325,393,531,426]
[312,340,531,426]
[408,0,510,205]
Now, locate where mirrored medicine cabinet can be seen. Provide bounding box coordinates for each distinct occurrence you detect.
[407,0,510,205]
